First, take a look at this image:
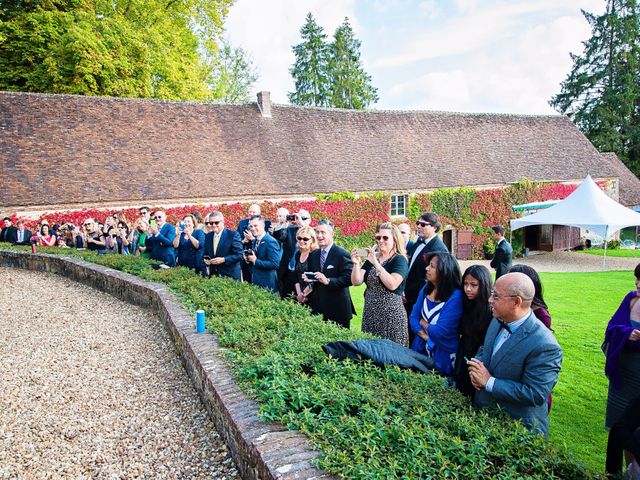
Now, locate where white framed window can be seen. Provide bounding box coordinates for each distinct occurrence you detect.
[391,194,408,217]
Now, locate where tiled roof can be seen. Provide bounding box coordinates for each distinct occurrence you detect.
[1,91,637,208]
[599,152,640,207]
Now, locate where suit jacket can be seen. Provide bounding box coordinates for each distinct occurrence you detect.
[490,239,513,279]
[13,228,32,245]
[474,311,563,437]
[236,218,272,283]
[146,223,177,266]
[307,244,355,328]
[204,228,243,280]
[405,235,449,309]
[273,225,298,278]
[248,233,281,292]
[0,226,17,243]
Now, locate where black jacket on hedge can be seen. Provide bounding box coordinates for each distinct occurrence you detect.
[306,244,355,329]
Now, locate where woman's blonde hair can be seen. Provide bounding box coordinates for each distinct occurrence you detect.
[377,222,406,257]
[297,226,318,252]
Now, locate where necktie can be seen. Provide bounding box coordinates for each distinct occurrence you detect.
[17,231,23,243]
[213,234,220,255]
[320,249,327,271]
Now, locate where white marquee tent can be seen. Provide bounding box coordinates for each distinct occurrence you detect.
[510,175,640,264]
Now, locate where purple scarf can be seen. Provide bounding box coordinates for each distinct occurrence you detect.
[603,291,640,390]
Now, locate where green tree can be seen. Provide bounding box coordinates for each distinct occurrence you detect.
[288,12,331,107]
[550,0,640,176]
[330,17,378,109]
[0,0,234,100]
[207,39,258,103]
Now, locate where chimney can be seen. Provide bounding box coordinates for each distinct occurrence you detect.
[257,91,271,118]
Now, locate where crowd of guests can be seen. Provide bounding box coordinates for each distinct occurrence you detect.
[5,208,640,474]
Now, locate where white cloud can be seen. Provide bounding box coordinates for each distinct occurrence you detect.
[224,0,356,104]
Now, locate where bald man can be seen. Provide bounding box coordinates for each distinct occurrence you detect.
[467,272,562,437]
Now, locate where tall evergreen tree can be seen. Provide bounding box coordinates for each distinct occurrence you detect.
[550,0,640,176]
[288,13,332,107]
[330,17,378,109]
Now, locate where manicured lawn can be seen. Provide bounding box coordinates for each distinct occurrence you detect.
[578,248,640,258]
[350,269,636,473]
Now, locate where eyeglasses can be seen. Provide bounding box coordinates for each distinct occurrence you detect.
[375,235,390,241]
[153,216,162,220]
[139,211,148,216]
[416,221,432,227]
[490,290,519,301]
[297,236,311,242]
[205,220,221,226]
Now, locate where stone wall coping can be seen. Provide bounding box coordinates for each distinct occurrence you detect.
[0,250,335,480]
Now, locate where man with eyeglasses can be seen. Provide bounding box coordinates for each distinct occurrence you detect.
[138,206,151,223]
[273,209,312,298]
[467,272,562,438]
[202,211,243,280]
[404,212,448,341]
[304,219,355,329]
[145,210,176,266]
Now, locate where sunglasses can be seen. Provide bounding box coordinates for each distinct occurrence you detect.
[153,216,162,220]
[416,221,432,227]
[375,235,390,241]
[139,211,148,216]
[83,223,93,227]
[297,236,311,242]
[205,220,221,226]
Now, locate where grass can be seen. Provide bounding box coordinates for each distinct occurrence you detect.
[577,248,640,258]
[350,270,636,473]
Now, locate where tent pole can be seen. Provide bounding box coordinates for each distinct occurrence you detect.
[603,231,608,270]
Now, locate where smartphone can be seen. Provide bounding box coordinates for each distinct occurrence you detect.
[150,219,157,229]
[304,272,317,281]
[179,221,185,231]
[355,248,369,259]
[203,255,211,261]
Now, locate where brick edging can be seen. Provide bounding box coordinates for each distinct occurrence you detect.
[0,250,335,480]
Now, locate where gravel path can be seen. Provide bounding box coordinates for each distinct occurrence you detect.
[459,250,640,273]
[0,267,239,480]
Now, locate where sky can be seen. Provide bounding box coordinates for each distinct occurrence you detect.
[224,0,605,115]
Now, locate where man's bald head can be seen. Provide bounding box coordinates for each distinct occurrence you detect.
[490,272,535,322]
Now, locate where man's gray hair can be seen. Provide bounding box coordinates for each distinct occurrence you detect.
[207,211,224,219]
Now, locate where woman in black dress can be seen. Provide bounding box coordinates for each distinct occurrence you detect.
[351,222,409,346]
[452,264,492,399]
[293,226,318,304]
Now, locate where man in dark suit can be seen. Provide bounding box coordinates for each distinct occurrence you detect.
[146,210,176,266]
[273,209,312,298]
[468,272,562,437]
[12,221,32,245]
[237,204,271,282]
[1,217,17,243]
[305,219,355,329]
[490,225,513,280]
[203,211,243,280]
[243,215,281,292]
[404,212,448,341]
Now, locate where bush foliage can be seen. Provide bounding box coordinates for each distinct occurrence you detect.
[0,244,603,479]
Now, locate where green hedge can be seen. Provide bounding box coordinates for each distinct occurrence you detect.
[1,245,602,479]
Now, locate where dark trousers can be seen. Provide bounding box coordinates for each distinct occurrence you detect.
[606,396,640,475]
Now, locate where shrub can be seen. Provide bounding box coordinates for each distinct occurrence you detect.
[0,244,603,479]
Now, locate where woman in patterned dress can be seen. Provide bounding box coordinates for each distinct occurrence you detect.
[409,252,463,376]
[351,223,409,346]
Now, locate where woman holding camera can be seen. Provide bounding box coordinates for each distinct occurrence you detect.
[351,223,409,346]
[293,226,319,304]
[172,214,205,272]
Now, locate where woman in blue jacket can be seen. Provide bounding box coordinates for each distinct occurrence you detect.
[410,251,463,376]
[172,214,205,272]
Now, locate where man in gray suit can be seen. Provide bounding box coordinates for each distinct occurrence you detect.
[468,272,562,437]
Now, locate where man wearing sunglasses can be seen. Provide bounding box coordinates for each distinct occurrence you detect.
[405,212,448,341]
[203,212,243,280]
[273,209,312,298]
[146,210,176,266]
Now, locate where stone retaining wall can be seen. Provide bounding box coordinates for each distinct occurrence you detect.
[0,250,334,480]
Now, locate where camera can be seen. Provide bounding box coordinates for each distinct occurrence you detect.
[243,249,254,256]
[286,214,296,222]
